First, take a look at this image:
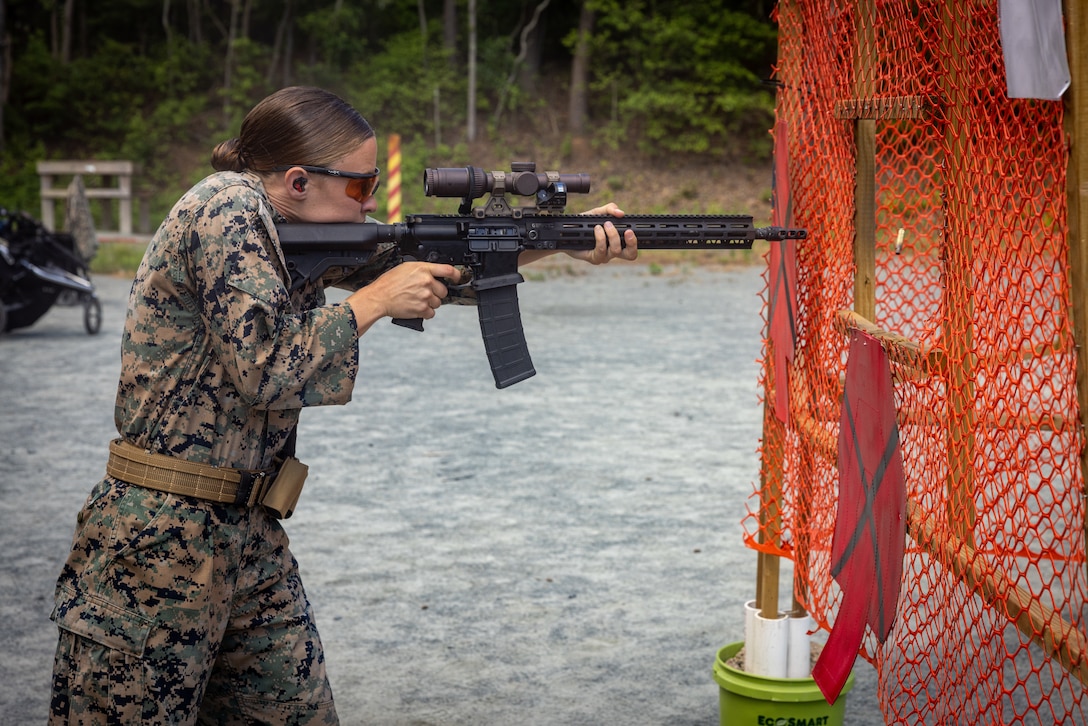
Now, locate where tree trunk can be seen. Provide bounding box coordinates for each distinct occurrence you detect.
[162,0,172,44]
[188,0,202,44]
[222,0,240,128]
[282,1,293,86]
[568,1,594,158]
[77,0,87,57]
[494,0,551,128]
[0,0,6,154]
[267,0,293,86]
[517,2,546,94]
[60,0,74,64]
[467,0,476,142]
[204,0,228,42]
[443,0,457,66]
[417,0,428,70]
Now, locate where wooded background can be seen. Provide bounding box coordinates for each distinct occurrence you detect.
[0,0,778,221]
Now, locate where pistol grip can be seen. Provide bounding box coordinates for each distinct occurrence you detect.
[392,317,425,331]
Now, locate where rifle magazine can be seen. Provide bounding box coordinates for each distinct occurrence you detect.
[476,285,536,388]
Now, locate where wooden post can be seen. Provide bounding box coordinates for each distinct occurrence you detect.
[854,0,877,322]
[757,361,784,619]
[940,5,977,547]
[1063,0,1088,582]
[100,174,116,232]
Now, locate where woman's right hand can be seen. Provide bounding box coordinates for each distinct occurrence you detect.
[346,262,461,335]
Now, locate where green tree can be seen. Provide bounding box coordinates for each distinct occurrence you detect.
[584,0,777,157]
[0,0,778,218]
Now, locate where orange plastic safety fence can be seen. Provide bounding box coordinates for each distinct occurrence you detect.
[748,1,1088,722]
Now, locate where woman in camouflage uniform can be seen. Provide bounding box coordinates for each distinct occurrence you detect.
[48,86,637,724]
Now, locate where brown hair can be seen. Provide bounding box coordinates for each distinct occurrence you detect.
[211,86,375,173]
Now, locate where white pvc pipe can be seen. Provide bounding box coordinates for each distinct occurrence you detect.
[743,600,759,673]
[787,612,813,678]
[748,607,790,678]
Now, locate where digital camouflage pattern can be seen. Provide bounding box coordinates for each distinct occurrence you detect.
[114,171,367,470]
[51,479,337,724]
[50,170,402,723]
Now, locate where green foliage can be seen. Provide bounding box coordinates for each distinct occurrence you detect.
[338,30,463,144]
[4,1,778,222]
[8,30,219,219]
[90,242,148,275]
[123,38,217,159]
[152,38,220,98]
[585,0,777,157]
[121,92,214,222]
[0,137,48,216]
[219,38,274,133]
[13,36,157,152]
[297,4,367,68]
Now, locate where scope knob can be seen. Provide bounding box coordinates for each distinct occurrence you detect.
[510,161,536,173]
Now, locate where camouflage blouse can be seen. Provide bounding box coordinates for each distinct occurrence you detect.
[114,171,399,470]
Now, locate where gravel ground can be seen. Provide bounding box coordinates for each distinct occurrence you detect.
[0,265,879,724]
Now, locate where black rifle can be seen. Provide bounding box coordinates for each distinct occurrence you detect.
[277,162,806,389]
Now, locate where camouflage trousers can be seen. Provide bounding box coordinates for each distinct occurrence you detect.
[49,477,339,725]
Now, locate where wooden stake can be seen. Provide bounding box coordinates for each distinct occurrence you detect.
[940,3,978,548]
[853,0,876,321]
[1063,0,1088,591]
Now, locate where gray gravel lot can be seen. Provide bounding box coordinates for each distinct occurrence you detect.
[0,265,878,724]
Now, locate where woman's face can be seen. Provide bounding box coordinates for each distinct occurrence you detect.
[296,136,381,223]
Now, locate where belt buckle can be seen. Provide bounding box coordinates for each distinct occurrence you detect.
[235,470,269,507]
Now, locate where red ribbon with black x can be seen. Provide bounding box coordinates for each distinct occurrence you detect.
[768,120,796,424]
[812,329,906,704]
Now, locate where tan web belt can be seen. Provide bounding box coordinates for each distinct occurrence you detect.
[106,438,276,506]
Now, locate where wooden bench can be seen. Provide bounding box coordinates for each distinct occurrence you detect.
[37,160,135,235]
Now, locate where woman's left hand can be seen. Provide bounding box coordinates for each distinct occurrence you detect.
[569,202,639,265]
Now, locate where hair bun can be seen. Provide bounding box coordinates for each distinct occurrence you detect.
[210,138,247,172]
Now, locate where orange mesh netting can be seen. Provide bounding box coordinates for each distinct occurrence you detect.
[747,1,1088,722]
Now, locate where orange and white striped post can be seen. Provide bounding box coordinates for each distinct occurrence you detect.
[386,133,402,222]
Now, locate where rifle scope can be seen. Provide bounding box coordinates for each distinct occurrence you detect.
[424,163,591,200]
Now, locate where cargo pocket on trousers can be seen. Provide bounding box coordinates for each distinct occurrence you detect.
[52,583,153,657]
[51,584,155,721]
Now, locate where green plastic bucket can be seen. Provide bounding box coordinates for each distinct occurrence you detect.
[713,641,854,726]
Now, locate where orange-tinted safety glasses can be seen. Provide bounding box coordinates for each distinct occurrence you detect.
[275,165,381,202]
